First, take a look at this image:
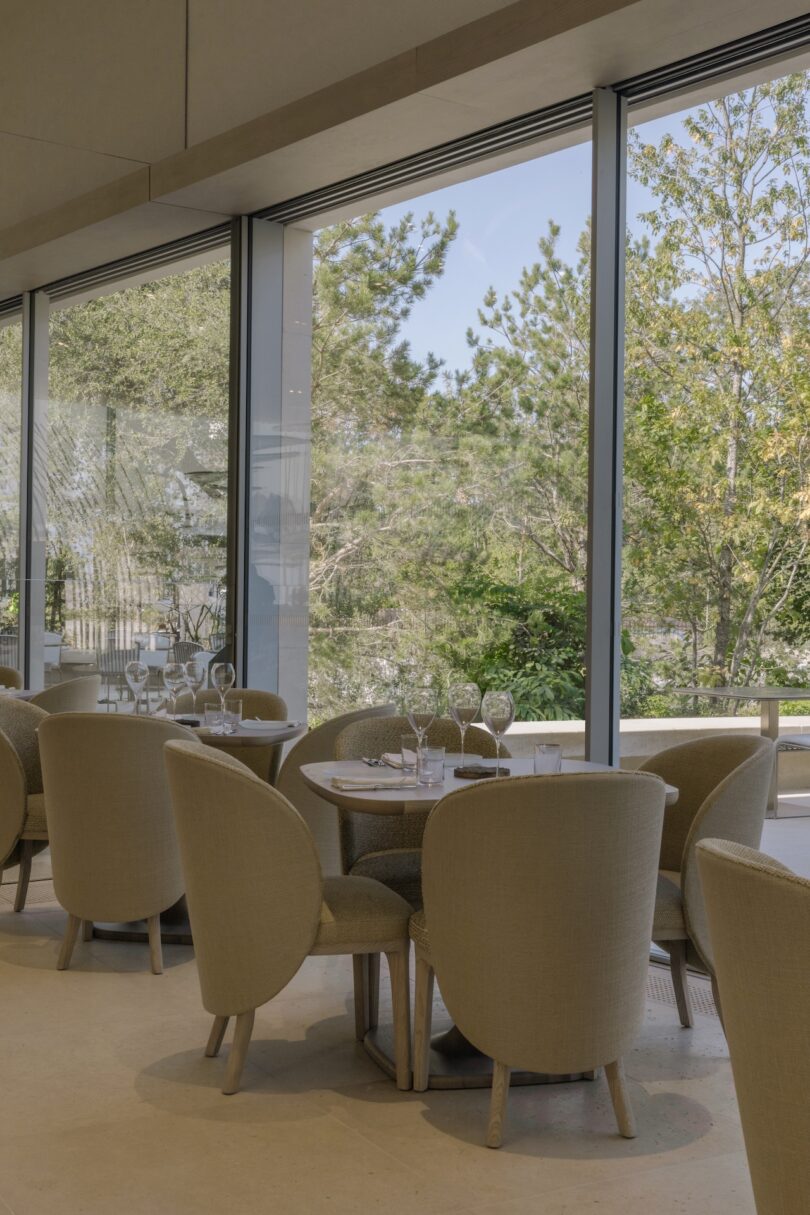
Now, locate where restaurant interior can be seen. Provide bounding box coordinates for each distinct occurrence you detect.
[1,2,810,1212]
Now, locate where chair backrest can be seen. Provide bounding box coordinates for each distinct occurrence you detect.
[698,840,810,1214]
[164,741,323,1017]
[422,772,666,1075]
[276,704,396,874]
[0,731,27,865]
[638,734,772,872]
[0,665,23,690]
[170,641,203,664]
[0,697,48,796]
[334,715,508,875]
[97,648,138,677]
[39,714,196,923]
[29,675,101,714]
[173,687,288,784]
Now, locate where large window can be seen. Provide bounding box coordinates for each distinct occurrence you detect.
[0,312,22,673]
[621,72,810,724]
[40,256,231,690]
[308,145,592,723]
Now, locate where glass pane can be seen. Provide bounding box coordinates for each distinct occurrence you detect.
[622,73,810,791]
[309,143,591,726]
[0,314,22,676]
[41,257,231,699]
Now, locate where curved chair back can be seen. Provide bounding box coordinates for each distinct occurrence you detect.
[0,699,50,876]
[422,772,666,1075]
[0,698,48,797]
[170,640,203,664]
[174,687,288,784]
[0,731,28,866]
[39,714,195,923]
[29,675,101,714]
[334,715,507,879]
[0,665,23,690]
[642,735,773,970]
[698,840,810,1214]
[165,741,323,1016]
[276,703,395,874]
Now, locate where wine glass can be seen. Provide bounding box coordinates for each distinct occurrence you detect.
[124,660,149,715]
[211,661,236,726]
[481,690,515,777]
[448,682,481,767]
[405,687,438,755]
[162,662,186,719]
[183,658,207,715]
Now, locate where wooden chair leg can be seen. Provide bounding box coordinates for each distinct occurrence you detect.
[668,940,694,1028]
[386,948,411,1091]
[352,955,370,1041]
[206,1015,229,1058]
[13,840,33,912]
[605,1059,636,1138]
[147,914,163,975]
[222,1009,255,1095]
[367,952,380,1030]
[486,1061,511,1148]
[412,953,434,1092]
[82,920,93,942]
[57,914,82,970]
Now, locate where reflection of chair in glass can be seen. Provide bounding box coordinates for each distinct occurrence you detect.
[97,648,138,707]
[38,714,197,973]
[410,773,666,1146]
[43,632,62,672]
[170,641,203,665]
[638,735,774,1027]
[0,665,23,690]
[0,699,50,912]
[165,741,412,1094]
[29,676,101,714]
[698,840,810,1214]
[208,633,226,652]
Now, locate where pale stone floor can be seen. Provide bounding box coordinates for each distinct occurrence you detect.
[0,815,805,1215]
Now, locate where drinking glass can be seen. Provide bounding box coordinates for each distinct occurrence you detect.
[405,687,438,753]
[223,698,243,735]
[534,743,562,774]
[448,681,481,767]
[211,661,236,721]
[124,660,149,715]
[418,746,445,786]
[400,734,419,774]
[481,690,515,777]
[204,705,224,733]
[162,662,186,719]
[183,658,207,714]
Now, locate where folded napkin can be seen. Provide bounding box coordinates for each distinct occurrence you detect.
[382,750,417,769]
[331,775,418,791]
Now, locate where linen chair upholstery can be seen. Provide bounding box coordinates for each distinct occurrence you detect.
[29,675,101,714]
[0,665,23,689]
[174,687,288,785]
[38,714,197,973]
[164,741,412,1094]
[0,699,50,912]
[276,703,396,876]
[697,840,810,1214]
[410,773,666,1146]
[638,734,773,1027]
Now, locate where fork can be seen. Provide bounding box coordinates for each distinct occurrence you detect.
[362,756,386,767]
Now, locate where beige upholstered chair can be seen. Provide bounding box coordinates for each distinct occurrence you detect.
[0,699,50,911]
[38,714,197,973]
[29,675,101,713]
[174,687,287,785]
[0,665,23,690]
[410,772,667,1147]
[276,703,396,876]
[698,840,810,1214]
[638,735,774,1027]
[164,741,412,1094]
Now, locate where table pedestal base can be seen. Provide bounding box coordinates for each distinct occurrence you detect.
[90,898,193,947]
[363,1025,593,1090]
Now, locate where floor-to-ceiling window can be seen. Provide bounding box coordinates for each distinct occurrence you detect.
[39,255,231,692]
[0,311,22,673]
[621,71,810,770]
[307,142,592,724]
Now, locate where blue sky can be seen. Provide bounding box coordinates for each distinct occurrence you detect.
[374,112,681,373]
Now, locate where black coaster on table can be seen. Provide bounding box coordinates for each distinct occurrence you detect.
[176,717,202,727]
[453,764,511,779]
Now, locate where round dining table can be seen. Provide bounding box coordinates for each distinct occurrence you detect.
[301,757,678,1089]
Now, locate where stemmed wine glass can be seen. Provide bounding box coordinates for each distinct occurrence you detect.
[211,662,236,731]
[183,658,207,716]
[125,660,149,716]
[405,687,438,756]
[448,682,481,767]
[481,690,515,777]
[162,662,186,720]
